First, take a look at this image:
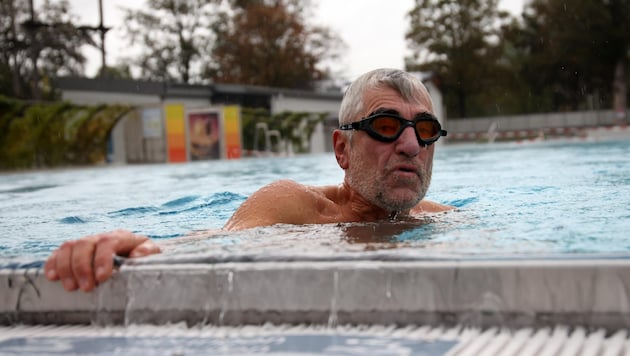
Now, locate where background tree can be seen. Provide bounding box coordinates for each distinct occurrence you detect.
[512,0,630,112]
[120,0,219,84]
[0,0,93,99]
[206,0,342,89]
[96,63,133,80]
[406,0,509,118]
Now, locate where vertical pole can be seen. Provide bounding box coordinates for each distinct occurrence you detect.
[28,0,34,22]
[28,0,41,100]
[98,0,107,72]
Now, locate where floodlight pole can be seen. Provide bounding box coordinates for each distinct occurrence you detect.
[98,0,107,72]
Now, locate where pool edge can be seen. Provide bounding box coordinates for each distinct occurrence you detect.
[2,259,630,330]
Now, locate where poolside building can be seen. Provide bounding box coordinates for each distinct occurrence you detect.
[55,77,344,164]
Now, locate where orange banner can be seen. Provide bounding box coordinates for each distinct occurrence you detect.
[164,104,187,162]
[223,106,242,159]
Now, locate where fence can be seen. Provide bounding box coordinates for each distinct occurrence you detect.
[447,110,625,142]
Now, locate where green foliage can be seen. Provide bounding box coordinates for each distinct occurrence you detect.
[0,0,93,99]
[511,0,630,111]
[96,64,133,80]
[119,0,219,83]
[207,0,343,89]
[406,0,509,118]
[241,107,270,151]
[0,96,27,164]
[0,98,131,170]
[406,0,630,118]
[241,107,327,153]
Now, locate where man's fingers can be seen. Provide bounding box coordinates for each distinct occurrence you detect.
[44,251,59,281]
[70,238,98,292]
[110,230,150,255]
[129,240,161,258]
[92,236,117,284]
[45,230,162,292]
[92,230,149,283]
[55,241,79,291]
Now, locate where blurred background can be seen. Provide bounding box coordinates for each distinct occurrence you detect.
[1,0,628,169]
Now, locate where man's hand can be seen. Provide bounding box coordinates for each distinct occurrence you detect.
[44,229,161,292]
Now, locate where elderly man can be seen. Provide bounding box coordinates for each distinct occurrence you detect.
[45,68,451,292]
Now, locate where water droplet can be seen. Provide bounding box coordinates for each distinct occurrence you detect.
[219,270,234,326]
[327,270,338,328]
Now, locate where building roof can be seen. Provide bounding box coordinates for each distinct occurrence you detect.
[54,77,343,102]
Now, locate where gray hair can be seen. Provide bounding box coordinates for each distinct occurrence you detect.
[338,68,434,126]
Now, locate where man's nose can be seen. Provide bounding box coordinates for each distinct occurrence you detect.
[395,126,421,156]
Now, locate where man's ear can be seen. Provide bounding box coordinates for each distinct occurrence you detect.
[333,130,350,169]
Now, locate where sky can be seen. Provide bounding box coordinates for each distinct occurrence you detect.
[45,0,525,81]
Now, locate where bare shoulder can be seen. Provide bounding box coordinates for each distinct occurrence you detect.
[223,179,324,231]
[258,179,310,194]
[252,179,321,202]
[416,199,455,213]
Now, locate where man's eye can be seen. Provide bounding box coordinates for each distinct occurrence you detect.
[373,118,400,136]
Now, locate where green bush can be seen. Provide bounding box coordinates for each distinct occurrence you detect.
[0,97,131,170]
[241,107,327,153]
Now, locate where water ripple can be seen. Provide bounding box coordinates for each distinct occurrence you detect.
[108,206,160,217]
[159,192,247,216]
[59,216,88,224]
[161,195,201,207]
[446,197,479,208]
[0,184,58,194]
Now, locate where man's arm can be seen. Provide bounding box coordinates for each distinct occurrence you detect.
[44,229,161,292]
[224,179,313,231]
[44,180,312,292]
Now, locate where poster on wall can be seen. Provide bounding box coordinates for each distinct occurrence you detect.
[141,107,163,138]
[188,110,221,160]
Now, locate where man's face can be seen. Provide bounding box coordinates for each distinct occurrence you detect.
[344,86,435,212]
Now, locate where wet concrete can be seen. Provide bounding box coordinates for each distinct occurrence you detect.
[3,255,630,331]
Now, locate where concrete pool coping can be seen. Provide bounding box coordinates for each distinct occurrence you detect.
[2,254,630,330]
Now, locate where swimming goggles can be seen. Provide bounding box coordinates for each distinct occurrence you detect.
[339,110,447,146]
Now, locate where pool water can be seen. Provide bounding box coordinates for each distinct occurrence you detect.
[1,139,630,264]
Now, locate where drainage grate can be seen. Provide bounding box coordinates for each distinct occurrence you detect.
[0,324,628,355]
[446,326,628,356]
